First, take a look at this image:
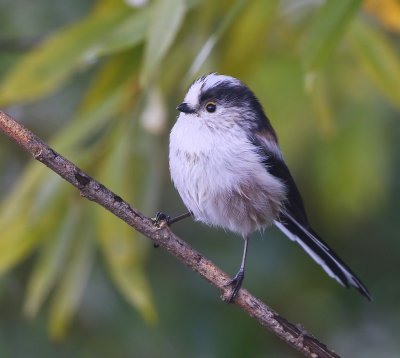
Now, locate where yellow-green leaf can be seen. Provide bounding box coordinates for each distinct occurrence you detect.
[349,19,400,109]
[0,221,39,274]
[97,214,157,323]
[305,71,336,136]
[0,165,46,230]
[187,0,246,78]
[0,52,137,220]
[0,53,139,275]
[303,0,362,71]
[97,0,201,59]
[0,176,67,274]
[94,123,157,323]
[0,7,129,105]
[221,0,278,75]
[313,115,388,220]
[52,50,140,152]
[141,0,186,85]
[49,226,94,340]
[93,7,150,57]
[24,203,81,318]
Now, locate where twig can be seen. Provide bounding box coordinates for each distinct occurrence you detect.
[0,110,340,358]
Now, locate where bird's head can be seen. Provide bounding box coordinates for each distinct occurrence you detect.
[176,73,269,131]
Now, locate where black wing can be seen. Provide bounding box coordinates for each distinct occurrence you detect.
[252,134,371,300]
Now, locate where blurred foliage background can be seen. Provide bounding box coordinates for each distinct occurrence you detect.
[0,0,399,356]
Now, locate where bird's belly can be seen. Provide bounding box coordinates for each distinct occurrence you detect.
[170,149,286,237]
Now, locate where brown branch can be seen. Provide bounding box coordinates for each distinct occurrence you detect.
[0,110,340,358]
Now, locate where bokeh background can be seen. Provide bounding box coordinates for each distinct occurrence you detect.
[0,0,399,356]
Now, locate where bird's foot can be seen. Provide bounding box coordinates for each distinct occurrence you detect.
[224,269,244,303]
[152,212,171,227]
[153,211,192,227]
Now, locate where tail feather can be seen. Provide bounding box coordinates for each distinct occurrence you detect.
[274,213,372,300]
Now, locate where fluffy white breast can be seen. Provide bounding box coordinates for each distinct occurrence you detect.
[169,113,286,236]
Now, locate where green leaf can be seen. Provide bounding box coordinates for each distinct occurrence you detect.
[96,208,157,322]
[0,165,46,230]
[93,7,150,57]
[349,20,400,109]
[49,223,95,340]
[23,203,81,318]
[313,115,388,220]
[52,50,141,152]
[94,123,157,323]
[141,0,186,85]
[0,177,67,275]
[0,53,138,223]
[0,52,139,275]
[0,221,39,274]
[303,0,362,71]
[221,0,278,75]
[305,71,336,136]
[187,0,246,78]
[93,0,201,58]
[0,7,129,105]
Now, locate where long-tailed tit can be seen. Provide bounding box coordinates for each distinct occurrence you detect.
[165,73,371,302]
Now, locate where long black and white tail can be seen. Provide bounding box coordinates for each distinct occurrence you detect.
[274,212,372,300]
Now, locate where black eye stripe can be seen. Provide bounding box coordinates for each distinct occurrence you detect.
[200,82,250,106]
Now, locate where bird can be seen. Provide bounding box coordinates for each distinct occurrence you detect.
[164,72,371,302]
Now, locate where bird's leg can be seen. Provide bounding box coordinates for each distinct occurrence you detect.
[168,211,192,225]
[152,212,192,248]
[153,211,192,227]
[225,236,249,303]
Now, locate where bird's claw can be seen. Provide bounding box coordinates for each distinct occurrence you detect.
[152,211,171,227]
[224,270,244,303]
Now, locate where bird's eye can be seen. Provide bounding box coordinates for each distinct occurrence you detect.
[205,102,217,113]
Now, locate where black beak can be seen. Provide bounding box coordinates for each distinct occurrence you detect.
[177,102,195,114]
